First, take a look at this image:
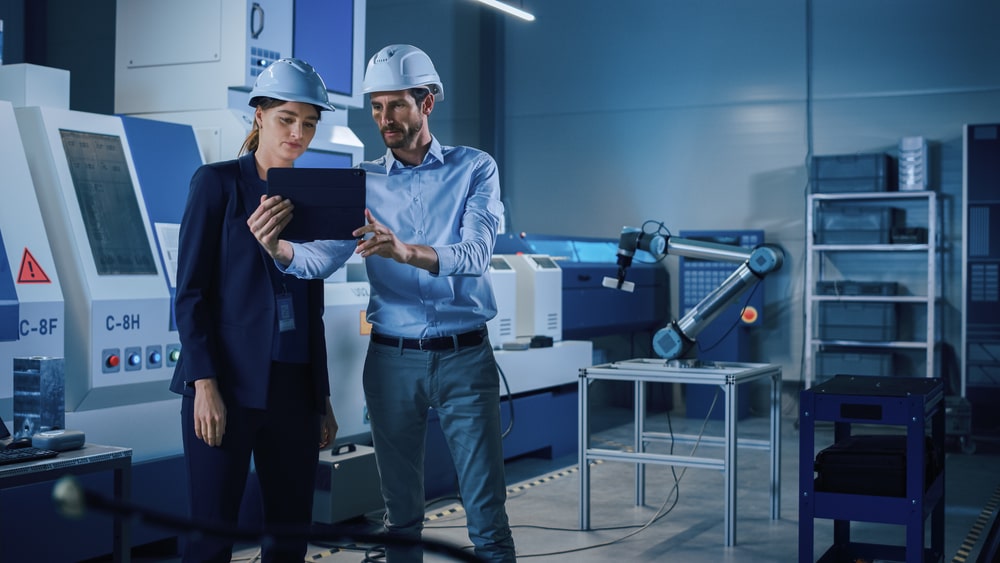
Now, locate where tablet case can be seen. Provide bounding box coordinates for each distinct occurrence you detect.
[266,167,366,241]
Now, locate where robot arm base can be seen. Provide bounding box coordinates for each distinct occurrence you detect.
[652,322,694,360]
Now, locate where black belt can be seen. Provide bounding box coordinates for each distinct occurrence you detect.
[371,327,487,351]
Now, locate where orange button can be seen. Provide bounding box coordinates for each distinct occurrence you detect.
[741,306,759,324]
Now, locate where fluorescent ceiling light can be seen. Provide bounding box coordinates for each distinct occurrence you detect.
[471,0,535,21]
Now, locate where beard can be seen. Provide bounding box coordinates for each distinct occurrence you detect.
[381,119,423,149]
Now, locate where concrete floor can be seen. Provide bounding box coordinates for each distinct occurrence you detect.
[119,404,1000,563]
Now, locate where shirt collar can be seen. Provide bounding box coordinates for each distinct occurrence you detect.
[383,136,443,170]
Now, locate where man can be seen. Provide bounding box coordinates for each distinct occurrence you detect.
[248,44,516,562]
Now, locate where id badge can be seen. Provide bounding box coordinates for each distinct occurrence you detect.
[277,293,296,333]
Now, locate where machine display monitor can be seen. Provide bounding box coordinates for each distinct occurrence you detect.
[296,148,354,169]
[60,130,158,276]
[530,256,560,269]
[510,234,655,264]
[490,256,513,270]
[293,0,365,109]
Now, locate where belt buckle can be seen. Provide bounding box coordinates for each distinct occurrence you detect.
[418,338,426,351]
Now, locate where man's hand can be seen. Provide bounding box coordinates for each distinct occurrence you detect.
[193,378,227,447]
[353,209,439,273]
[248,195,295,266]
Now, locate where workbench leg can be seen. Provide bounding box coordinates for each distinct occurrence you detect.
[635,380,645,507]
[113,463,132,563]
[798,391,815,563]
[579,375,590,530]
[724,382,737,547]
[770,371,781,520]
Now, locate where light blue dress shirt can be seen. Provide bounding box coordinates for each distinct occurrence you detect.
[282,136,504,338]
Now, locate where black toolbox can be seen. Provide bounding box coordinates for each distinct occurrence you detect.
[814,434,940,497]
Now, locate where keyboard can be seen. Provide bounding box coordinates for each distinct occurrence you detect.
[0,446,59,466]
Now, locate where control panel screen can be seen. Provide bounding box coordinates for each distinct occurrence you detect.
[531,256,559,269]
[60,129,158,275]
[490,257,512,270]
[296,148,354,169]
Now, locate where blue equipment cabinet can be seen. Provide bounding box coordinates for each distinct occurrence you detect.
[799,375,945,563]
[120,115,203,332]
[0,228,17,342]
[963,123,1000,434]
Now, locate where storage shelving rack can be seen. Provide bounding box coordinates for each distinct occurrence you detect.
[803,190,941,389]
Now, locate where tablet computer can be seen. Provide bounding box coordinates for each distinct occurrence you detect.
[266,167,366,241]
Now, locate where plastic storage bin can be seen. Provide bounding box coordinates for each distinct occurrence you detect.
[810,153,895,193]
[819,302,897,341]
[815,280,898,296]
[815,206,900,244]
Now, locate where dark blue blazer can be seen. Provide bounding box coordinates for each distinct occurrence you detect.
[169,153,329,412]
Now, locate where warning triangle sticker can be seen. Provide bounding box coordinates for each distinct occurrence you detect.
[18,248,51,284]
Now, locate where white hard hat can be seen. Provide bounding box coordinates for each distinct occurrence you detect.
[363,44,445,101]
[249,58,336,112]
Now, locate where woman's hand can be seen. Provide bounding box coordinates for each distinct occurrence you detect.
[248,195,295,265]
[320,398,339,449]
[193,378,227,447]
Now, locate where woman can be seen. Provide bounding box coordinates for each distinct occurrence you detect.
[169,58,339,563]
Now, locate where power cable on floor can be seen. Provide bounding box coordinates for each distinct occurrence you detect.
[423,392,721,558]
[497,359,514,439]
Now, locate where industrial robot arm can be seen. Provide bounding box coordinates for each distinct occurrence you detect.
[602,225,784,359]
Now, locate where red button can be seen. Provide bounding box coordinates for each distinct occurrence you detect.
[106,355,120,368]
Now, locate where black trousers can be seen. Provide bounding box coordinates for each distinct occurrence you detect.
[180,362,320,563]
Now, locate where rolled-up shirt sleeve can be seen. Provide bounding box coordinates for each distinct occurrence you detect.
[433,152,503,278]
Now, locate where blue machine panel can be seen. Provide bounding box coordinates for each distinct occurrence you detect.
[294,0,355,96]
[119,115,203,332]
[679,230,764,328]
[0,228,18,342]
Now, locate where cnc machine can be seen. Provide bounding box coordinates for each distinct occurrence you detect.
[15,106,177,412]
[0,100,65,415]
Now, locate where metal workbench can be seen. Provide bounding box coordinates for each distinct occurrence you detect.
[578,359,782,546]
